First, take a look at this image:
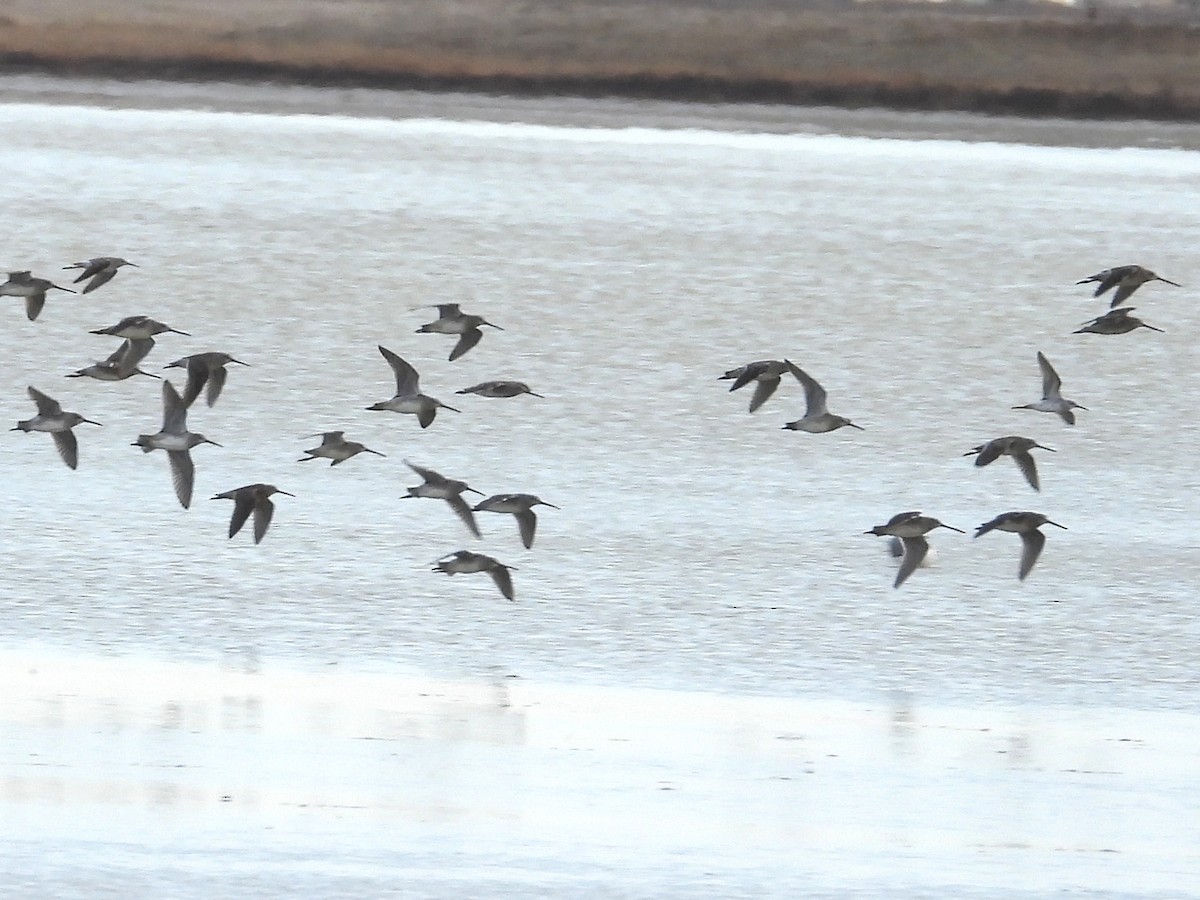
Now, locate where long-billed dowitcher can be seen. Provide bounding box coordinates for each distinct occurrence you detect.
[164,352,249,409]
[720,360,788,413]
[402,460,483,537]
[1074,307,1164,336]
[133,379,221,508]
[432,551,516,601]
[1,271,77,321]
[472,493,559,549]
[367,346,459,428]
[63,257,138,294]
[1013,352,1086,426]
[298,431,385,466]
[211,484,293,544]
[781,359,863,433]
[974,511,1066,581]
[964,435,1055,492]
[91,315,188,340]
[1076,265,1179,308]
[456,380,544,399]
[68,338,160,381]
[865,511,964,588]
[415,304,503,361]
[12,386,101,470]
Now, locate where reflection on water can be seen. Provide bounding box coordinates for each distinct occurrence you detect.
[0,87,1198,719]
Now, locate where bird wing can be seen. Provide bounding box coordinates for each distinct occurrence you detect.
[181,359,210,408]
[161,380,189,432]
[1036,352,1062,399]
[227,491,255,538]
[489,565,515,601]
[67,258,106,281]
[51,430,79,470]
[252,496,275,544]
[1012,450,1040,491]
[515,509,538,549]
[417,404,436,429]
[404,459,445,485]
[118,337,156,369]
[379,345,419,393]
[973,440,1004,468]
[82,268,118,294]
[886,511,922,528]
[974,515,1003,539]
[1058,408,1076,426]
[24,292,46,321]
[205,365,228,407]
[728,362,766,391]
[434,303,462,319]
[748,376,780,413]
[27,386,62,416]
[784,360,828,416]
[1110,282,1139,307]
[893,536,929,588]
[446,494,482,538]
[449,328,483,362]
[319,431,344,445]
[1018,529,1047,581]
[167,450,195,508]
[1092,266,1130,297]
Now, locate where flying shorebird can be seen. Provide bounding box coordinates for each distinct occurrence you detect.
[472,493,559,549]
[415,303,503,362]
[68,338,160,382]
[367,346,459,428]
[298,431,385,466]
[164,352,249,408]
[1013,352,1087,425]
[133,379,221,508]
[12,386,101,470]
[1076,265,1179,308]
[781,359,863,434]
[211,483,294,544]
[432,551,516,601]
[63,257,138,294]
[456,380,544,399]
[91,315,188,340]
[865,511,965,588]
[963,435,1056,492]
[401,460,483,537]
[719,360,789,413]
[0,270,77,321]
[1074,307,1164,336]
[974,511,1066,581]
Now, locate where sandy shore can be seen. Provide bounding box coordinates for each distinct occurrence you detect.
[2,0,1200,119]
[2,649,1197,894]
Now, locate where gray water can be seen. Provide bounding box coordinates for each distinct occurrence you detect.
[2,80,1199,714]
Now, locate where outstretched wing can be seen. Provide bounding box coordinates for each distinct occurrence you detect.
[489,565,515,601]
[894,536,929,589]
[446,495,482,539]
[448,328,484,362]
[379,345,419,394]
[1018,529,1047,581]
[252,497,275,544]
[1012,450,1040,491]
[784,360,828,417]
[515,509,538,549]
[167,450,195,509]
[27,386,62,416]
[52,430,79,470]
[1035,352,1062,400]
[748,376,780,414]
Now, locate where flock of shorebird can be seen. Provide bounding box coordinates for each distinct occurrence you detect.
[5,263,552,601]
[720,263,1179,588]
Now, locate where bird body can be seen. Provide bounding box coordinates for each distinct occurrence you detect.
[415,303,503,361]
[974,511,1066,581]
[298,431,384,465]
[964,435,1055,492]
[720,359,788,413]
[133,379,221,508]
[781,359,863,433]
[865,511,964,587]
[1076,265,1178,307]
[402,460,482,537]
[12,386,101,469]
[433,551,516,600]
[1013,351,1086,425]
[69,338,159,381]
[1074,307,1163,335]
[212,483,293,543]
[456,380,543,399]
[64,256,138,294]
[473,493,559,548]
[164,352,248,408]
[367,346,458,427]
[1,270,77,321]
[91,315,188,340]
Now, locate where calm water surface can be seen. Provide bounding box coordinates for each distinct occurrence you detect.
[1,83,1199,712]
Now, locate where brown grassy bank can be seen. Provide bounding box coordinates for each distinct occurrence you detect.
[2,0,1200,119]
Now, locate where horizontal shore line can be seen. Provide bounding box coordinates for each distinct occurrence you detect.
[2,54,1197,122]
